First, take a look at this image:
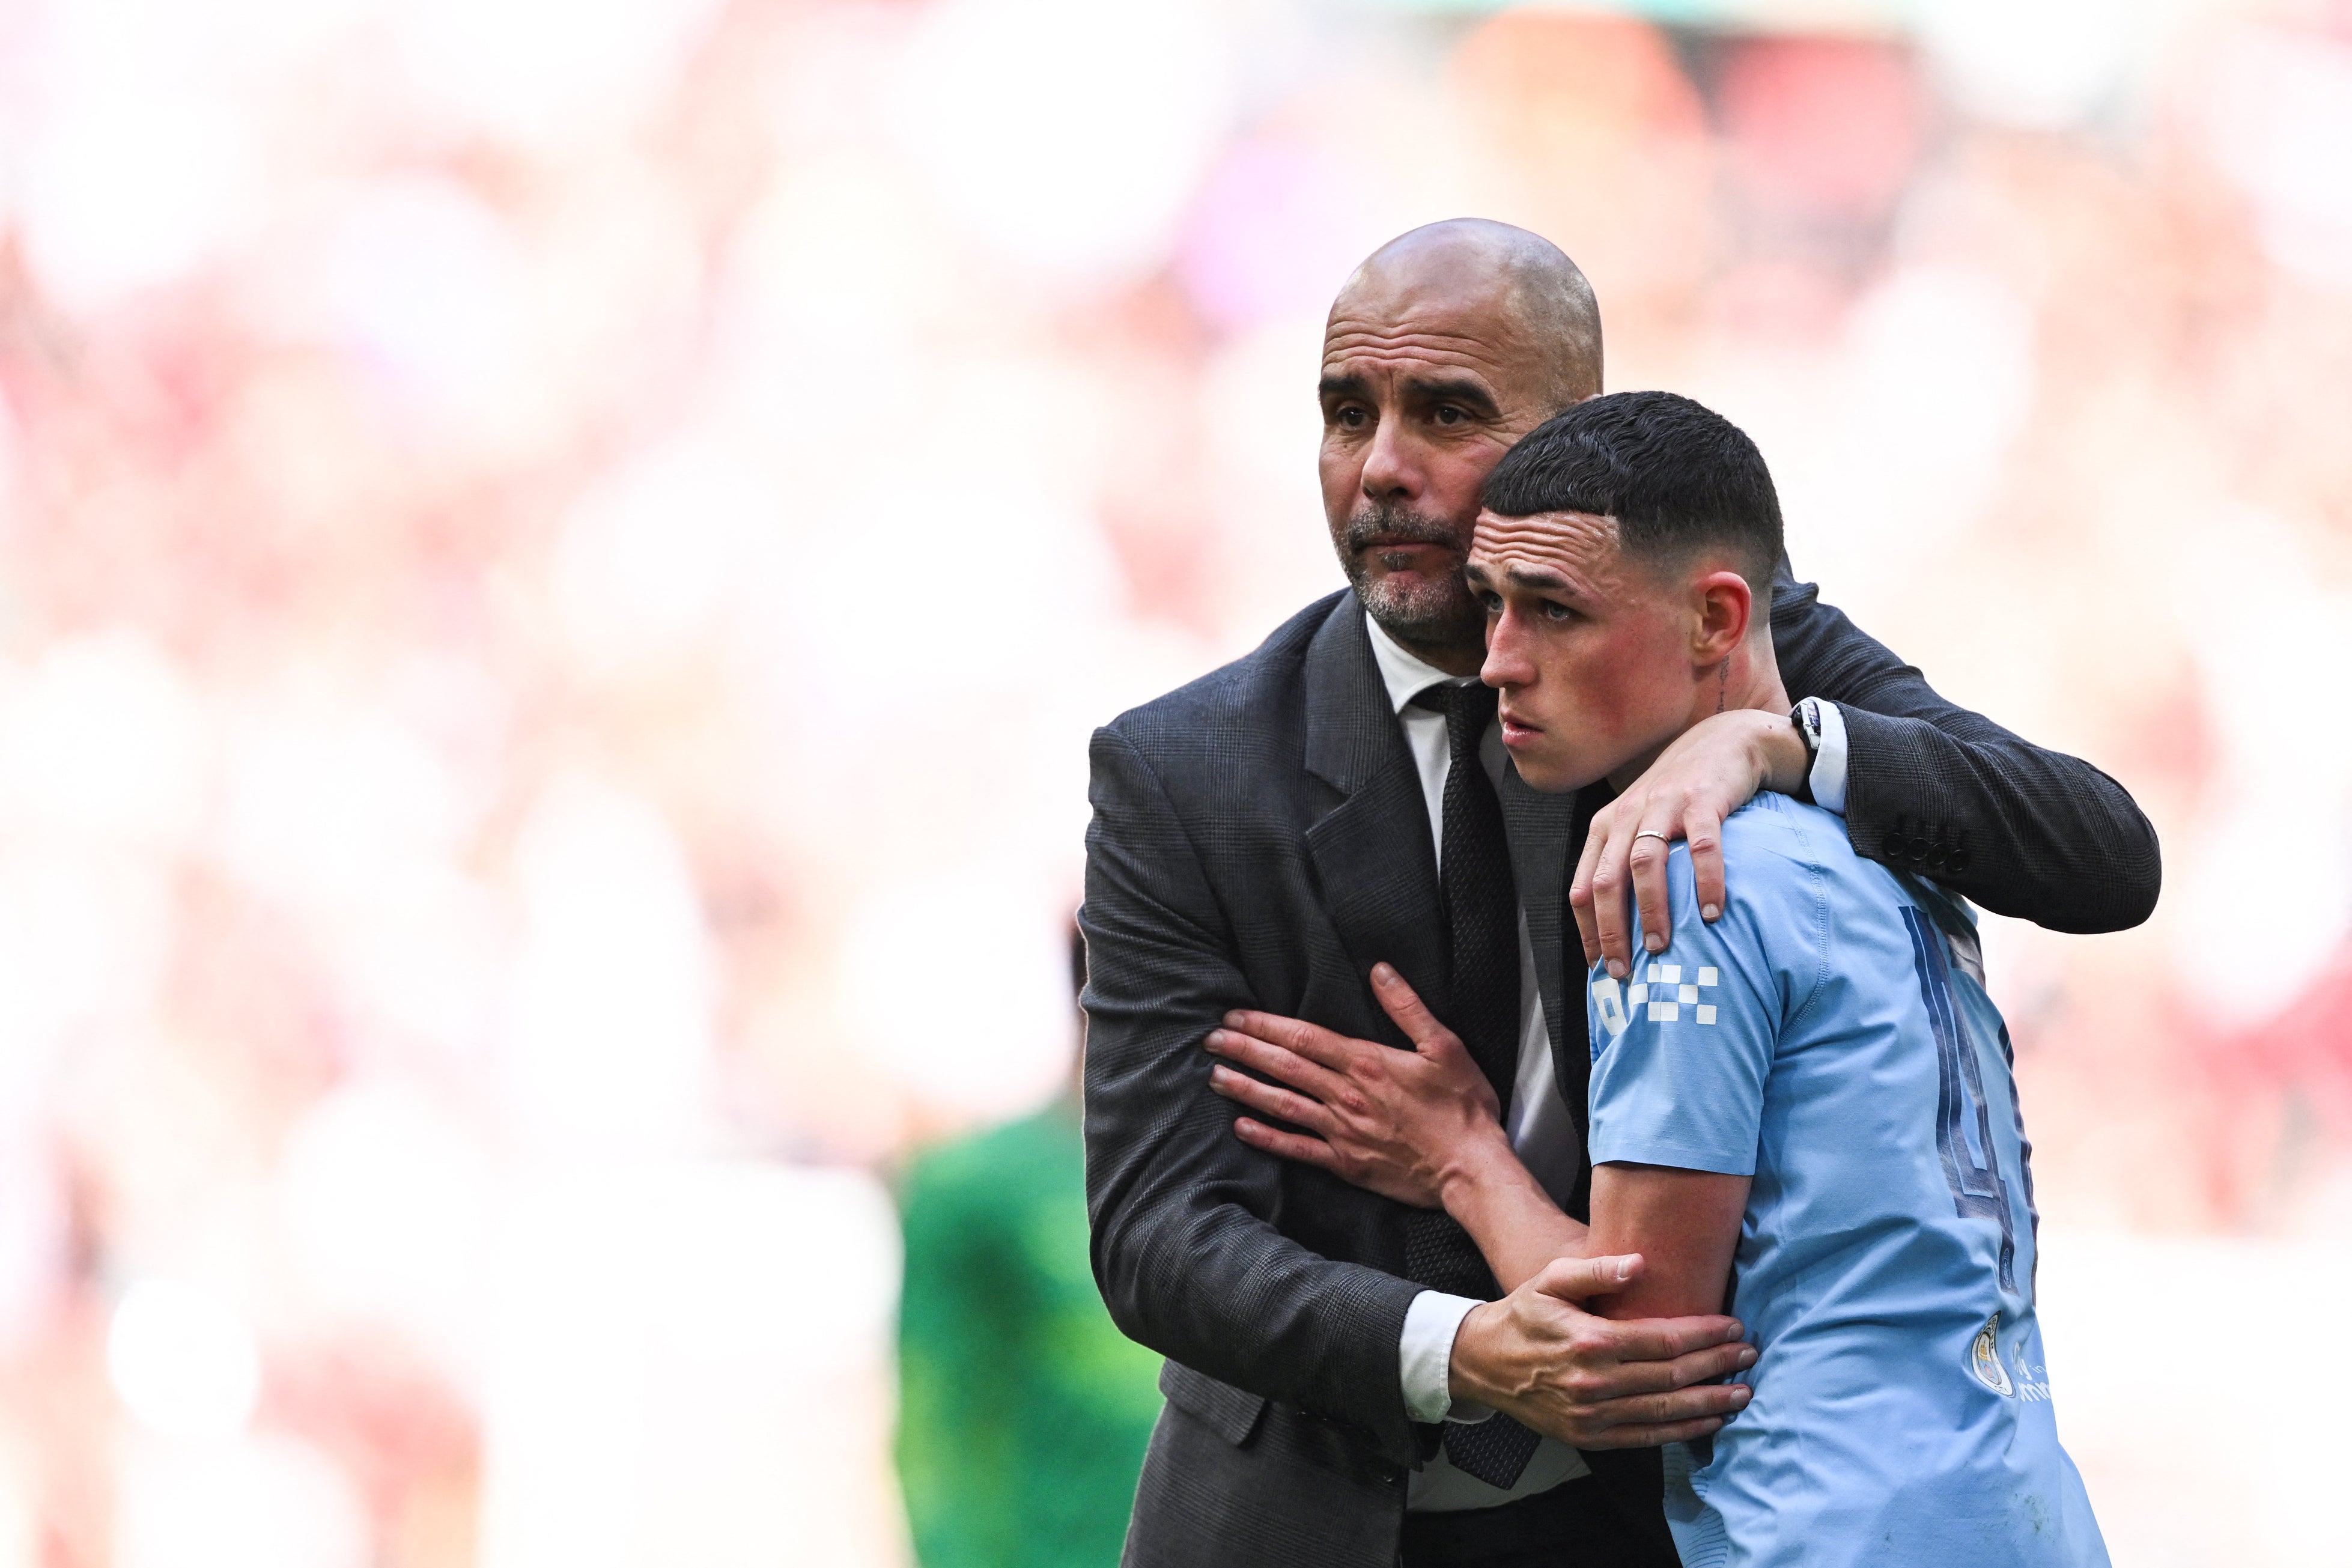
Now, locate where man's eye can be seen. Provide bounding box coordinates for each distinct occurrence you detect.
[1476,591,1503,613]
[1540,601,1576,622]
[1332,406,1369,429]
[1433,406,1463,426]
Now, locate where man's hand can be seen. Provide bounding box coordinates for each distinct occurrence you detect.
[1447,1253,1756,1448]
[1206,964,1502,1211]
[1572,708,1810,978]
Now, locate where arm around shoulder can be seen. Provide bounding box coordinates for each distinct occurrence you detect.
[1770,567,2160,934]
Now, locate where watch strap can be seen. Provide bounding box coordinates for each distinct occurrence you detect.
[1790,698,1821,805]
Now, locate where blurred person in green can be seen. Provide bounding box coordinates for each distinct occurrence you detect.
[896,926,1163,1568]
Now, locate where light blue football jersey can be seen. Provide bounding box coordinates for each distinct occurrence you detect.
[1585,791,2107,1568]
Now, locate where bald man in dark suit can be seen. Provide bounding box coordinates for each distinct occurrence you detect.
[1080,220,2157,1568]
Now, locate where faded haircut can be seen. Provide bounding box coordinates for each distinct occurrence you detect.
[1480,390,1783,610]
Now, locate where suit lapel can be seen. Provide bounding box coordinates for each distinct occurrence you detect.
[1497,764,1572,1063]
[1555,783,1615,1221]
[1301,601,1452,1045]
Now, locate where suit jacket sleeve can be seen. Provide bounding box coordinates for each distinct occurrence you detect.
[1771,561,2160,933]
[1080,725,1425,1462]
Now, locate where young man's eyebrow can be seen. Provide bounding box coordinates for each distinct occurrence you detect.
[1463,558,1584,597]
[1504,564,1575,591]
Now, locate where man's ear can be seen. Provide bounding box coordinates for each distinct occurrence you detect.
[1690,570,1752,664]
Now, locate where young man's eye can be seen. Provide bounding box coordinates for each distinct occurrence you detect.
[1540,600,1576,622]
[1476,591,1503,613]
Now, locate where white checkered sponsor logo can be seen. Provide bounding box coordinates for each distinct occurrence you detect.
[1594,963,1721,1033]
[1625,962,1718,1024]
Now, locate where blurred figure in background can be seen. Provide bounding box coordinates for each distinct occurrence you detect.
[895,926,1162,1568]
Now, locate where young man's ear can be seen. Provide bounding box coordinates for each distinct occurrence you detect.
[1691,570,1753,663]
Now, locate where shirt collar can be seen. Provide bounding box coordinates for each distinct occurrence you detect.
[1364,610,1475,716]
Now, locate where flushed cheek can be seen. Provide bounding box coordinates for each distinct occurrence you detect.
[1556,635,1681,755]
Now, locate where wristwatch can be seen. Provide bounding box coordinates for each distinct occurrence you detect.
[1790,697,1823,805]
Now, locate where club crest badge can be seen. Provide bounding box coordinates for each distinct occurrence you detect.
[1969,1312,2014,1397]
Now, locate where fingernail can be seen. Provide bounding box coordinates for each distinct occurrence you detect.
[1223,1012,1243,1028]
[1372,963,1396,983]
[1701,904,1720,922]
[1606,959,1626,979]
[1731,1385,1753,1403]
[1205,1030,1227,1051]
[1614,1256,1636,1281]
[1737,1347,1757,1368]
[1644,933,1665,953]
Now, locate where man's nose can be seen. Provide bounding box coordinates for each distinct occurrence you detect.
[1482,610,1534,687]
[1357,414,1420,501]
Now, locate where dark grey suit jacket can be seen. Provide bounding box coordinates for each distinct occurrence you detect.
[1081,565,2158,1568]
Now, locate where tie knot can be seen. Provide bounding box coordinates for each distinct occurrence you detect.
[1411,681,1498,756]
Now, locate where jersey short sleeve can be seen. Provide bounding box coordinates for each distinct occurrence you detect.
[1584,834,1793,1179]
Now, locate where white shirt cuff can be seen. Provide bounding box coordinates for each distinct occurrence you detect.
[1810,699,1850,817]
[1399,1290,1492,1424]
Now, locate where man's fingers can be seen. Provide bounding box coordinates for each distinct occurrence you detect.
[1668,1339,1759,1388]
[1206,1027,1349,1102]
[1621,1382,1752,1427]
[1573,1381,1752,1446]
[1209,1063,1334,1134]
[1533,1251,1642,1303]
[1570,892,1601,968]
[1231,1116,1342,1171]
[1368,964,1460,1055]
[1517,1381,1753,1449]
[1569,1414,1733,1451]
[1627,807,1680,955]
[1587,1339,1760,1397]
[1569,810,1609,968]
[1686,803,1727,925]
[1589,819,1636,978]
[1599,1335,1769,1401]
[1597,1312,1747,1364]
[1223,1009,1355,1071]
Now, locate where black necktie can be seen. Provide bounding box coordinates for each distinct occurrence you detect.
[1402,680,1541,1491]
[1413,681,1522,1110]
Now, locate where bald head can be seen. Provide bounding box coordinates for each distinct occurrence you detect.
[1337,219,1602,410]
[1317,219,1606,670]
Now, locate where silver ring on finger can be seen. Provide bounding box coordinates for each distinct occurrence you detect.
[1633,830,1670,845]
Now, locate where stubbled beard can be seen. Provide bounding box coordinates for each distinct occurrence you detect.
[1337,502,1481,647]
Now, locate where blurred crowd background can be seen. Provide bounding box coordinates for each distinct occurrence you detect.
[0,0,2348,1563]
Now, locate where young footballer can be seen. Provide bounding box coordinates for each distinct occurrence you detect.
[1203,391,2109,1567]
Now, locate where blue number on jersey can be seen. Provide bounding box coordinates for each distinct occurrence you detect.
[1901,905,2016,1294]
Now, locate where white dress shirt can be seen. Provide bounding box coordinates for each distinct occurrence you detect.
[1364,618,1850,1512]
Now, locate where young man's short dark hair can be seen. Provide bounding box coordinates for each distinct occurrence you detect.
[1480,390,1784,599]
